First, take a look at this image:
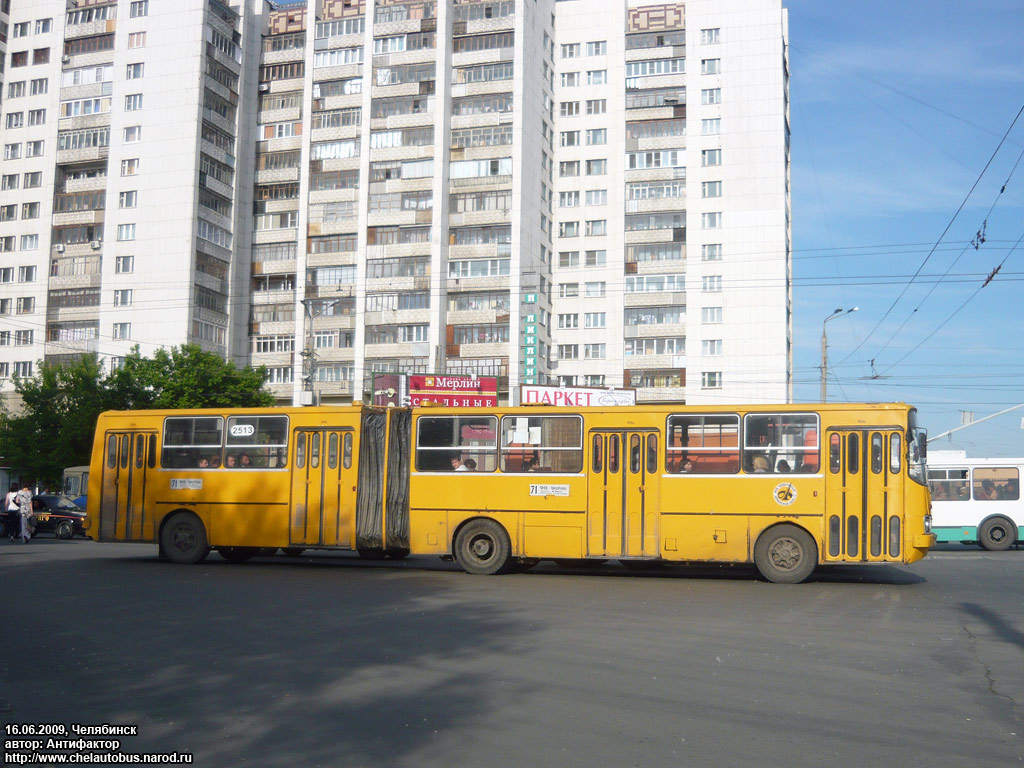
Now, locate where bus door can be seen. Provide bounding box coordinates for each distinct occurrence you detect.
[825,429,898,562]
[290,428,356,547]
[99,431,156,542]
[587,430,659,558]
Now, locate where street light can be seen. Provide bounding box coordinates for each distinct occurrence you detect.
[820,307,858,402]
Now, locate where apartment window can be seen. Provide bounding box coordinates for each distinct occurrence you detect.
[702,212,722,229]
[587,41,607,56]
[16,266,34,285]
[6,113,24,129]
[0,238,13,253]
[16,297,35,314]
[584,344,605,360]
[702,307,723,324]
[559,283,579,298]
[584,312,606,329]
[585,250,606,267]
[560,131,580,147]
[702,276,722,292]
[26,140,43,158]
[128,32,146,48]
[119,191,137,209]
[585,190,607,207]
[1,175,18,191]
[584,282,605,297]
[123,126,142,143]
[0,206,13,222]
[30,78,48,96]
[33,48,50,64]
[4,144,22,160]
[702,244,723,262]
[561,43,580,59]
[587,70,606,85]
[12,51,28,67]
[702,181,722,198]
[114,290,133,306]
[557,313,578,329]
[130,0,149,17]
[702,88,722,105]
[21,202,39,219]
[117,224,136,241]
[560,101,579,117]
[558,345,579,360]
[24,172,42,189]
[121,159,139,176]
[701,28,721,44]
[585,220,607,236]
[701,118,721,135]
[28,109,45,127]
[125,94,143,111]
[561,72,579,87]
[702,340,723,356]
[14,362,33,378]
[36,18,53,34]
[12,22,29,38]
[559,161,579,177]
[558,251,580,268]
[125,64,144,82]
[559,221,579,238]
[559,191,579,208]
[586,129,607,145]
[585,99,607,116]
[702,149,722,167]
[115,256,134,274]
[702,58,721,75]
[702,372,723,389]
[113,322,132,340]
[21,235,38,250]
[7,82,26,98]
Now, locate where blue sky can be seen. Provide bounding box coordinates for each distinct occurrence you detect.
[786,0,1024,456]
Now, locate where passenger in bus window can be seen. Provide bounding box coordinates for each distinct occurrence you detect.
[238,453,252,468]
[463,458,477,471]
[209,455,221,469]
[523,455,539,471]
[682,458,694,473]
[224,454,237,468]
[751,455,770,473]
[198,457,210,468]
[451,456,467,471]
[978,480,998,500]
[1001,480,1018,500]
[776,460,791,473]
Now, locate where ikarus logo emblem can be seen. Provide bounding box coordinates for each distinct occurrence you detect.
[773,482,797,506]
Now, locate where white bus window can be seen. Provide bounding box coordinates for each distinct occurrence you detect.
[927,467,967,501]
[500,415,582,473]
[666,414,739,474]
[743,413,819,474]
[416,416,498,472]
[973,467,1019,501]
[225,415,289,468]
[162,417,223,468]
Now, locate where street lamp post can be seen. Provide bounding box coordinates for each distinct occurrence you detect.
[820,307,858,402]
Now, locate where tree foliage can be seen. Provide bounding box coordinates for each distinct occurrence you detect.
[0,346,274,486]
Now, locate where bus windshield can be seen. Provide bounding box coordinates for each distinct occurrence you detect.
[907,408,927,485]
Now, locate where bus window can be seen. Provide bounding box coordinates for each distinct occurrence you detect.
[500,415,583,473]
[608,434,619,473]
[829,434,841,474]
[310,432,321,469]
[592,434,602,473]
[666,414,739,474]
[162,417,224,468]
[890,434,902,475]
[120,435,130,469]
[416,416,498,472]
[871,433,883,474]
[107,435,117,468]
[647,434,658,474]
[296,434,306,469]
[328,433,339,469]
[135,435,145,469]
[630,435,641,474]
[848,433,860,474]
[973,467,1019,501]
[343,432,353,469]
[744,413,819,473]
[147,435,156,469]
[225,415,288,468]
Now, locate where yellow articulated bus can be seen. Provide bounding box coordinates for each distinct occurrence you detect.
[86,402,935,583]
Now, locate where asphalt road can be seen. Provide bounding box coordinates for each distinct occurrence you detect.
[1,538,1021,767]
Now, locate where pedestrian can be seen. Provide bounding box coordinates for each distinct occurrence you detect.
[16,482,33,543]
[5,482,19,541]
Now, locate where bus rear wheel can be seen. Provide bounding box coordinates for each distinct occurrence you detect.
[978,517,1016,551]
[218,546,257,563]
[754,524,817,584]
[454,519,513,575]
[160,513,210,565]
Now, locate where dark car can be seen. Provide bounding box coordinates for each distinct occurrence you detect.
[30,495,88,539]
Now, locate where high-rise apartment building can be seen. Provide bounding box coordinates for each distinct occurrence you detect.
[0,0,790,406]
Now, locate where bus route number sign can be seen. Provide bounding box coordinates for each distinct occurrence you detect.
[230,424,255,437]
[529,484,570,497]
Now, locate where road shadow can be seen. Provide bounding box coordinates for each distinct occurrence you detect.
[961,601,1024,652]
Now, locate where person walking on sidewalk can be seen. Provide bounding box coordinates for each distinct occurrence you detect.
[15,483,33,543]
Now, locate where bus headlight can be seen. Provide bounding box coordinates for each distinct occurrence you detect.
[923,514,932,534]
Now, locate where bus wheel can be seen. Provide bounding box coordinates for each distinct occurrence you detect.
[454,519,513,575]
[218,546,257,563]
[160,513,210,565]
[978,517,1016,551]
[754,525,817,584]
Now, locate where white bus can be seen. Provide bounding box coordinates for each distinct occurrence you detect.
[927,450,1021,550]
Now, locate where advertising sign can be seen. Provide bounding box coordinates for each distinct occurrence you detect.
[519,385,636,407]
[409,375,498,407]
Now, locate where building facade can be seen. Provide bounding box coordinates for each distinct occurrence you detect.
[0,0,790,406]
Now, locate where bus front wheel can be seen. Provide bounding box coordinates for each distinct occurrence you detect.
[160,513,210,565]
[978,517,1016,551]
[454,519,513,575]
[754,524,817,584]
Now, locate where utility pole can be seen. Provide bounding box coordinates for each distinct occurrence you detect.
[820,307,857,401]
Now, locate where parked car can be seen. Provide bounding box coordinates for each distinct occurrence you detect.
[30,495,88,539]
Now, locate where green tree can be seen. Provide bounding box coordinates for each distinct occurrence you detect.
[0,346,274,486]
